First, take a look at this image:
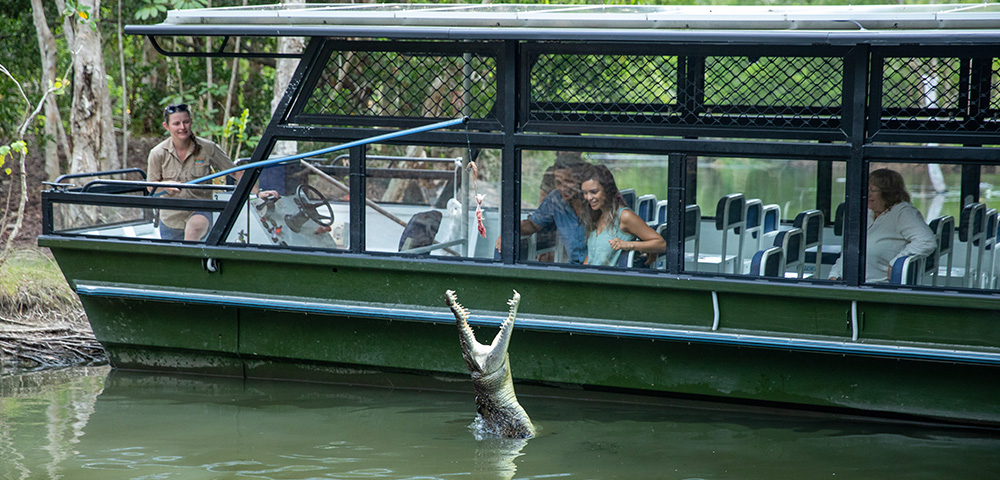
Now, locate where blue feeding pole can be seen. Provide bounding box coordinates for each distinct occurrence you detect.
[185,116,470,186]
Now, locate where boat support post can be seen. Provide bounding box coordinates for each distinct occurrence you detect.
[851,300,859,341]
[711,291,720,330]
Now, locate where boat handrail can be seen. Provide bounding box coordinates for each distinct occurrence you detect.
[328,154,460,165]
[81,179,235,194]
[52,168,147,188]
[185,117,469,186]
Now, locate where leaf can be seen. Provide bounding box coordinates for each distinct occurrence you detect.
[4,168,11,176]
[11,141,27,155]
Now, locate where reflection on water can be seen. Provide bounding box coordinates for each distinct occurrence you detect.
[2,366,999,479]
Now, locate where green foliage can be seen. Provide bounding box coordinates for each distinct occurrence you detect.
[135,0,206,21]
[223,108,252,160]
[62,0,97,32]
[134,0,170,20]
[0,140,27,176]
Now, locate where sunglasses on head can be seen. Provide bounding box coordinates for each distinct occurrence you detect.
[164,103,189,114]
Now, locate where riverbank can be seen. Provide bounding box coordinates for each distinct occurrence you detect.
[0,247,106,373]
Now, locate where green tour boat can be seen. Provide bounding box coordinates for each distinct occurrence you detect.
[40,3,1000,427]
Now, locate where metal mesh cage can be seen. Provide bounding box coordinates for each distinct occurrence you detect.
[529,52,843,131]
[301,49,498,121]
[702,56,843,128]
[878,56,1000,134]
[531,54,680,124]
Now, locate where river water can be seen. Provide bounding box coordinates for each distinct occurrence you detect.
[1,366,997,479]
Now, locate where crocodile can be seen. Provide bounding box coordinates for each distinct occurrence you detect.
[445,289,536,439]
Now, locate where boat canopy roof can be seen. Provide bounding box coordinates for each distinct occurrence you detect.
[125,2,1000,46]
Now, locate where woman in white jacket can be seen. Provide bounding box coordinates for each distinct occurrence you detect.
[829,168,936,282]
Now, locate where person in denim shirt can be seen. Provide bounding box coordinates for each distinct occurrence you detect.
[496,161,588,263]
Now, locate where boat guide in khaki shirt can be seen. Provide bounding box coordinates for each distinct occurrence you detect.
[147,136,236,230]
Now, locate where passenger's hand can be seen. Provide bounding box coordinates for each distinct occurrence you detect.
[643,253,657,266]
[608,238,630,251]
[258,190,279,200]
[494,235,502,252]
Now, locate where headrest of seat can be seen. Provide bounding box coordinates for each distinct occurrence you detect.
[684,205,700,239]
[959,203,985,242]
[745,202,761,227]
[930,215,955,250]
[793,210,823,244]
[715,194,745,230]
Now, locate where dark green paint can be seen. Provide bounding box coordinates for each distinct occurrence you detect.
[39,237,1000,425]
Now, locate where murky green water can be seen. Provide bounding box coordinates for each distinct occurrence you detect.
[2,366,998,479]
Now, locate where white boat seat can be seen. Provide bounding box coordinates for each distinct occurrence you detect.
[655,199,669,226]
[750,246,784,277]
[620,188,637,211]
[635,194,657,226]
[958,202,986,288]
[698,193,745,274]
[774,227,806,278]
[890,254,924,285]
[928,215,955,286]
[794,209,824,275]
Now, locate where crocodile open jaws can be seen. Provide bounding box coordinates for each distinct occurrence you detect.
[445,289,535,439]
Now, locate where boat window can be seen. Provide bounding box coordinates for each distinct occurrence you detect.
[362,143,500,259]
[49,204,159,240]
[691,156,846,279]
[519,150,670,269]
[228,156,347,249]
[46,171,232,243]
[860,161,1000,290]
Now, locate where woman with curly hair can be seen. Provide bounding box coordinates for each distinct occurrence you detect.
[579,164,665,266]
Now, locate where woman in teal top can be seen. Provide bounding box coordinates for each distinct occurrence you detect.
[580,164,666,266]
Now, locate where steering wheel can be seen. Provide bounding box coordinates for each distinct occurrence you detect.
[294,184,334,227]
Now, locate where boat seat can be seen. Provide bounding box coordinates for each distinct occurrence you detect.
[890,254,924,285]
[774,227,806,278]
[620,224,667,269]
[398,210,443,253]
[826,201,847,260]
[699,193,745,273]
[635,194,657,226]
[796,209,825,275]
[958,202,986,288]
[655,199,669,226]
[620,188,637,211]
[761,203,781,246]
[928,215,954,286]
[983,209,999,288]
[740,199,764,256]
[683,204,701,271]
[749,246,784,277]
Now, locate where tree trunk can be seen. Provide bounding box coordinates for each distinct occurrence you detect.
[69,0,119,175]
[117,0,129,166]
[54,0,75,54]
[271,0,305,157]
[31,0,67,181]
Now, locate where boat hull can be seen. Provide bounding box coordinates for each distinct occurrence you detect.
[40,236,1000,426]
